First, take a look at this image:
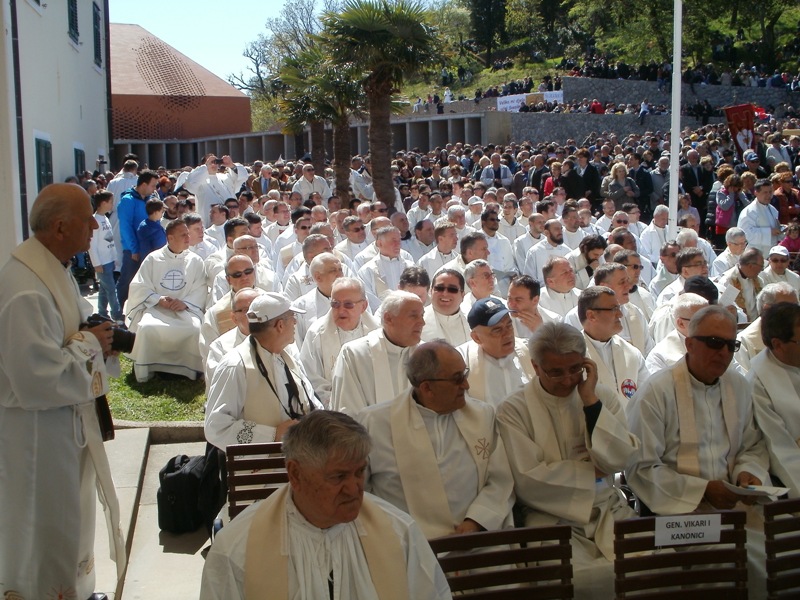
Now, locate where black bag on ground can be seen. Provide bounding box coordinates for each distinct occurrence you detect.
[157,443,225,534]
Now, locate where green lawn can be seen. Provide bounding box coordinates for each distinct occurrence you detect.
[108,356,206,422]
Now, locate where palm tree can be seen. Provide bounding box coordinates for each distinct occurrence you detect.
[280,46,366,203]
[319,0,441,206]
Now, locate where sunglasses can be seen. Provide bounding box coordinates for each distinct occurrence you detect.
[228,267,255,279]
[692,336,741,352]
[349,226,365,233]
[627,264,644,270]
[769,257,789,263]
[297,225,311,230]
[433,284,461,294]
[615,220,629,225]
[331,300,363,309]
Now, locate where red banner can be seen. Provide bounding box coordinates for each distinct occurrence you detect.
[724,104,755,160]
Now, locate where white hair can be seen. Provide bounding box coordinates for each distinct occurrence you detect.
[675,228,698,247]
[757,282,798,314]
[725,227,745,243]
[308,252,340,277]
[671,292,708,320]
[380,290,421,322]
[653,204,669,217]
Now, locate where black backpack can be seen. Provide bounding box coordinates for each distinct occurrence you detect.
[157,443,225,534]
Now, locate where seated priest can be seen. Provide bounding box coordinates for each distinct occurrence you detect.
[126,219,207,382]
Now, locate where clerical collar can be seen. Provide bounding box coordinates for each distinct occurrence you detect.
[586,333,613,348]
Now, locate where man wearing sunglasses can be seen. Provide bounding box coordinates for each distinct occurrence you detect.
[356,340,514,540]
[627,306,769,553]
[421,270,471,347]
[291,163,332,204]
[760,245,800,294]
[334,216,369,261]
[204,217,250,289]
[497,322,638,598]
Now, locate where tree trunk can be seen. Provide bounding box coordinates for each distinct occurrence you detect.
[368,89,395,207]
[310,120,326,174]
[332,115,352,204]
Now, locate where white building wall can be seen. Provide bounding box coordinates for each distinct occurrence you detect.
[0,0,109,265]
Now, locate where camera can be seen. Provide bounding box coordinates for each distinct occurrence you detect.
[85,314,136,354]
[213,158,224,165]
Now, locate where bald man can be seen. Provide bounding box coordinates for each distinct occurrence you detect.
[0,184,126,599]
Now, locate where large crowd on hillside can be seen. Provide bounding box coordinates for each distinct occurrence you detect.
[6,118,800,598]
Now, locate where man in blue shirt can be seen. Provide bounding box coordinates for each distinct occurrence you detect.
[116,170,158,308]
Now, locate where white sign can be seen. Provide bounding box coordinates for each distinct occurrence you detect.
[496,91,565,112]
[497,94,528,112]
[654,513,722,547]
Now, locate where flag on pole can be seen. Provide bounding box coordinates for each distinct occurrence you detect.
[724,104,755,160]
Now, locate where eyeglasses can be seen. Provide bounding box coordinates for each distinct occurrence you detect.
[692,335,741,352]
[237,245,258,251]
[331,299,364,309]
[626,264,644,271]
[375,208,388,213]
[769,257,789,263]
[663,252,678,258]
[685,262,708,269]
[424,367,470,386]
[228,267,255,279]
[541,364,585,381]
[348,226,365,233]
[485,217,500,222]
[589,305,623,313]
[305,168,315,172]
[615,220,629,225]
[297,225,311,230]
[433,284,461,294]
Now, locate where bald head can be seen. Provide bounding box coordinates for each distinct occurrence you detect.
[30,183,97,262]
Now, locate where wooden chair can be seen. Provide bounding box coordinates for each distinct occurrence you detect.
[225,442,288,520]
[764,497,800,599]
[614,510,747,599]
[428,525,574,599]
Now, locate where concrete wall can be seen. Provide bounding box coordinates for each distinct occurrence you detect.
[0,0,110,266]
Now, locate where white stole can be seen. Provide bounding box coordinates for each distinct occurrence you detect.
[673,357,740,479]
[750,350,800,444]
[584,335,642,410]
[317,311,380,380]
[463,340,534,403]
[389,393,490,539]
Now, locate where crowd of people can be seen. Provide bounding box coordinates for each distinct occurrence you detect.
[5,118,800,598]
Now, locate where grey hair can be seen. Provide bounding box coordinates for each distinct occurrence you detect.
[282,410,371,470]
[725,227,745,243]
[331,276,365,297]
[447,205,466,218]
[380,290,421,322]
[653,204,669,217]
[757,282,798,314]
[738,247,763,266]
[670,292,708,320]
[375,226,400,241]
[30,186,82,233]
[687,305,736,336]
[308,252,340,277]
[464,258,491,282]
[406,339,453,387]
[528,322,587,364]
[675,228,698,247]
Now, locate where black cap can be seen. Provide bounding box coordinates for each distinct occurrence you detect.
[468,297,510,329]
[683,276,718,304]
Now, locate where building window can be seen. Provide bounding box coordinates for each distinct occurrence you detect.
[93,3,102,66]
[35,139,53,192]
[68,0,79,43]
[74,148,85,176]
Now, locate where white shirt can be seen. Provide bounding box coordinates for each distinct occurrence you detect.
[524,239,571,281]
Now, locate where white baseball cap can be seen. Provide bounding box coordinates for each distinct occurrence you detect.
[247,292,305,323]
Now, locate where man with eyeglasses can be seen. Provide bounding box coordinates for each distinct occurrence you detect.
[627,305,769,595]
[457,297,534,406]
[292,253,344,348]
[649,240,681,298]
[205,288,261,384]
[612,249,656,321]
[274,207,313,279]
[331,290,424,414]
[421,270,471,346]
[206,292,322,450]
[760,245,800,294]
[204,217,250,289]
[574,286,650,413]
[127,220,207,382]
[200,254,259,363]
[299,278,378,407]
[656,247,710,307]
[749,302,800,498]
[497,322,638,597]
[356,340,514,540]
[291,163,332,203]
[711,227,748,278]
[717,247,765,322]
[334,216,369,261]
[209,235,279,305]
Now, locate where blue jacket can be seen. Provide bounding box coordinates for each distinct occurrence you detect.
[118,188,149,254]
[136,219,166,259]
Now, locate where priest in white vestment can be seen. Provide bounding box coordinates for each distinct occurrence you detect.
[185,212,221,260]
[748,302,800,498]
[418,220,460,279]
[457,297,535,406]
[737,179,781,256]
[292,253,344,349]
[126,221,207,382]
[0,184,126,600]
[644,293,708,373]
[612,249,656,321]
[299,278,379,407]
[204,217,250,288]
[334,215,369,260]
[567,235,606,291]
[200,411,452,600]
[507,274,562,339]
[561,205,588,250]
[717,247,764,322]
[574,286,650,414]
[655,247,710,307]
[205,292,322,450]
[735,282,798,372]
[760,245,800,294]
[330,291,424,414]
[357,341,514,540]
[479,209,517,297]
[513,213,546,272]
[711,228,747,277]
[524,219,571,281]
[626,306,770,597]
[200,255,258,363]
[210,235,279,303]
[497,323,640,600]
[205,288,260,383]
[639,206,669,265]
[421,270,472,346]
[358,226,414,303]
[538,256,581,317]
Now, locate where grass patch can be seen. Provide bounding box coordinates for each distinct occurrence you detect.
[108,356,206,422]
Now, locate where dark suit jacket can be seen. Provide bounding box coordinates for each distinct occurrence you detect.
[577,163,602,204]
[528,166,550,192]
[629,166,654,215]
[679,163,713,210]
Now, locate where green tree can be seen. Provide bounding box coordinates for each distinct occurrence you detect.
[319,0,442,206]
[468,0,507,66]
[280,47,366,201]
